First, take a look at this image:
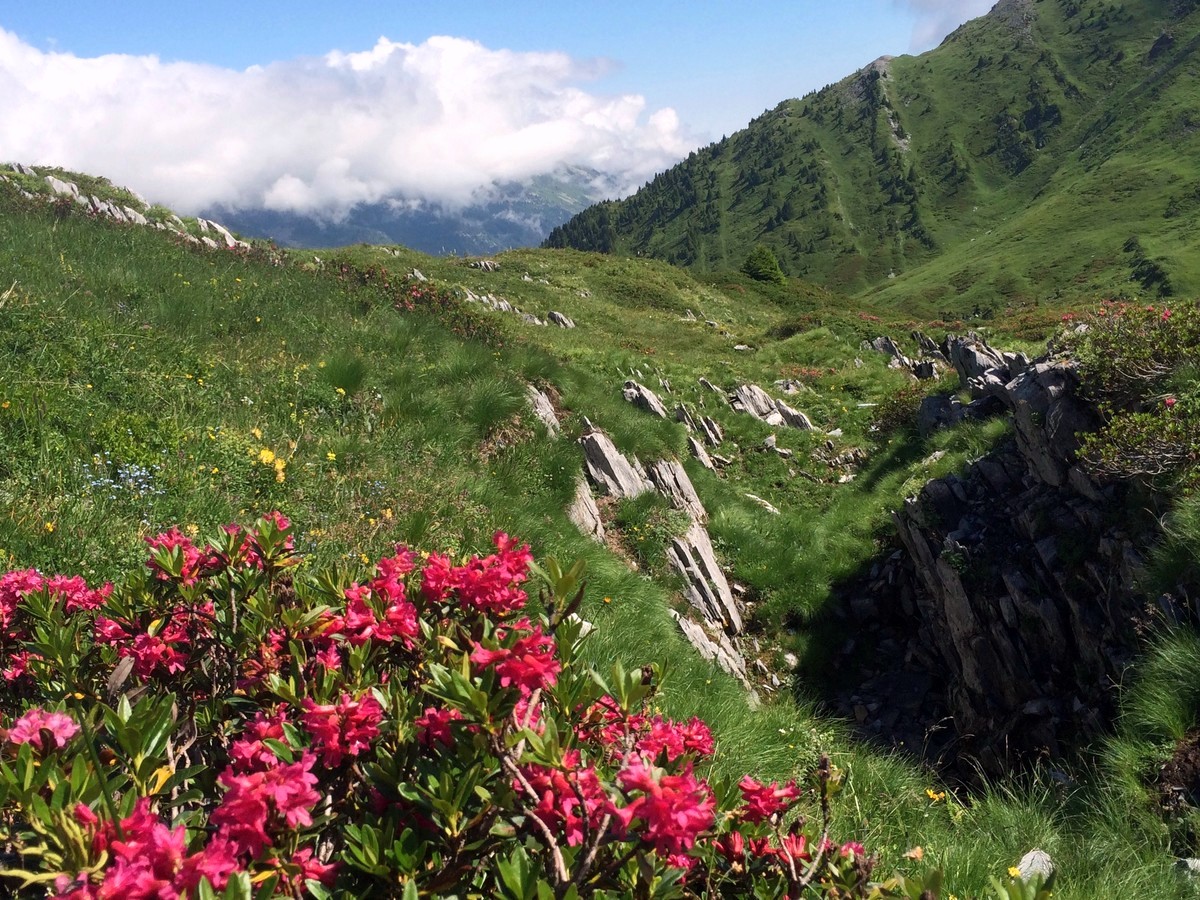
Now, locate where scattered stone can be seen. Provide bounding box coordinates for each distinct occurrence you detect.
[700,416,724,447]
[744,493,781,515]
[734,344,751,352]
[698,377,722,393]
[688,436,715,471]
[762,434,777,450]
[676,404,699,433]
[471,259,501,272]
[548,310,576,329]
[408,268,427,282]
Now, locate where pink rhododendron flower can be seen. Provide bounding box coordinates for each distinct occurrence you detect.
[1166,396,1178,408]
[6,707,79,751]
[229,709,290,773]
[46,574,112,612]
[611,757,715,867]
[301,692,384,767]
[415,706,464,747]
[0,568,45,630]
[145,527,206,586]
[470,622,560,694]
[737,776,802,823]
[421,533,532,614]
[210,752,321,859]
[521,750,608,846]
[636,716,715,762]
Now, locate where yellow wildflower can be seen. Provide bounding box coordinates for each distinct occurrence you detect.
[257,448,276,466]
[1008,867,1022,879]
[44,522,55,533]
[326,451,336,461]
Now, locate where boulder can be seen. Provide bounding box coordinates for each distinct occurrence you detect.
[44,175,79,198]
[580,431,651,498]
[667,520,742,633]
[647,459,706,522]
[567,477,605,542]
[548,311,575,329]
[622,381,669,419]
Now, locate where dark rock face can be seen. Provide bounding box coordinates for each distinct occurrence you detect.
[834,341,1150,775]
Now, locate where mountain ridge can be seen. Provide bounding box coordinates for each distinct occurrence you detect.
[546,0,1200,315]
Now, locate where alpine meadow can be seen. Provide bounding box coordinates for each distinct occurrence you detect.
[2,1,1200,898]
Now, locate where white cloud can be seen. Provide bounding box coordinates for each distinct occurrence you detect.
[0,31,694,216]
[898,0,997,49]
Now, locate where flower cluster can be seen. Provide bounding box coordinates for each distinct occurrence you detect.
[0,515,919,899]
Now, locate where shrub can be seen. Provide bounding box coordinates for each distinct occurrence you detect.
[1071,300,1200,486]
[0,514,962,898]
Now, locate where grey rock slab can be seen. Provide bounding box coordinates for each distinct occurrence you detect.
[548,310,576,328]
[668,520,742,633]
[647,458,707,522]
[567,477,605,543]
[580,431,651,498]
[688,436,715,471]
[44,175,79,198]
[732,384,776,421]
[775,398,814,430]
[526,386,560,437]
[622,381,669,419]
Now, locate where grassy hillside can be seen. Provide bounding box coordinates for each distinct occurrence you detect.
[547,0,1200,316]
[0,176,1197,895]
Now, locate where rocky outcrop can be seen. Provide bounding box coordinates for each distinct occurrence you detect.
[548,311,576,329]
[730,384,816,430]
[668,520,743,634]
[526,386,561,437]
[622,381,669,419]
[647,459,707,522]
[670,610,751,687]
[580,431,651,499]
[836,339,1144,774]
[567,477,605,543]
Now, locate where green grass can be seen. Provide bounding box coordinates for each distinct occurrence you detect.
[1,182,1198,897]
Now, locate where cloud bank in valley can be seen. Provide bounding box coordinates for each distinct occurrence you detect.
[898,0,997,49]
[0,30,693,217]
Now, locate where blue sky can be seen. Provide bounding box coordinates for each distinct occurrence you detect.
[0,1,993,214]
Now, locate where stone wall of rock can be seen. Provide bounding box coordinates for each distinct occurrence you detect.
[839,335,1152,773]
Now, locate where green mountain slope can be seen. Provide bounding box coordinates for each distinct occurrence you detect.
[547,0,1200,314]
